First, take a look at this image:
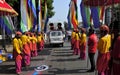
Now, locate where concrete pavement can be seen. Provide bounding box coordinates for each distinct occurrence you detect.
[0,41,98,75]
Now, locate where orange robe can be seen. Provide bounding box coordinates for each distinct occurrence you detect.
[21,35,31,66]
[80,33,87,59]
[13,38,22,74]
[97,34,111,73]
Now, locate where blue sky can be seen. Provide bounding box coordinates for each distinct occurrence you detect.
[49,0,82,23]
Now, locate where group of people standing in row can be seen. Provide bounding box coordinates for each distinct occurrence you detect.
[12,31,45,75]
[71,24,120,75]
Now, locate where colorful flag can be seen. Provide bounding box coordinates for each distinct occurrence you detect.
[28,0,37,32]
[67,1,73,30]
[43,0,49,33]
[70,0,78,29]
[80,1,89,28]
[0,16,14,34]
[38,0,42,32]
[20,0,28,32]
[67,8,72,30]
[90,7,100,28]
[98,6,105,22]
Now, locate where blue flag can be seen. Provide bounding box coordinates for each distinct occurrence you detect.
[80,2,89,28]
[90,7,100,28]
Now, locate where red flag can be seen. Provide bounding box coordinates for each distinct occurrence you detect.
[70,0,78,29]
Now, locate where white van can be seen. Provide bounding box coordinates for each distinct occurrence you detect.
[48,30,64,47]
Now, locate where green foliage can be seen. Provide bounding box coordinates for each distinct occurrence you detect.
[41,0,55,18]
[6,0,18,7]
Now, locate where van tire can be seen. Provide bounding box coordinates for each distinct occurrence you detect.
[61,43,63,47]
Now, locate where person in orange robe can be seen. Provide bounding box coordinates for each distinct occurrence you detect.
[79,28,87,60]
[37,32,44,51]
[21,32,31,69]
[41,32,45,50]
[30,33,38,57]
[13,31,22,74]
[26,32,33,56]
[71,29,76,50]
[109,21,120,75]
[97,25,111,75]
[73,29,81,55]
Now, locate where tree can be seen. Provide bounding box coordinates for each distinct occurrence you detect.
[40,0,55,19]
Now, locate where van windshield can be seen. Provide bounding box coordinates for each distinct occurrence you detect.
[50,31,62,36]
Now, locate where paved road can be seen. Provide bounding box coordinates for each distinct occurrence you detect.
[0,41,98,75]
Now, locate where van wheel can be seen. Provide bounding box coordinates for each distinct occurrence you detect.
[61,43,63,47]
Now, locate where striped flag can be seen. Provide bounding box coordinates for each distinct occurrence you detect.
[67,1,73,30]
[20,0,28,32]
[80,1,90,28]
[90,7,100,28]
[28,0,37,32]
[0,16,14,34]
[98,6,105,22]
[38,0,42,32]
[44,0,49,33]
[80,1,102,28]
[70,0,78,29]
[67,7,72,30]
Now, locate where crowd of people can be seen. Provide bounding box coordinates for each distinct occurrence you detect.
[71,24,120,75]
[12,22,120,75]
[12,31,45,75]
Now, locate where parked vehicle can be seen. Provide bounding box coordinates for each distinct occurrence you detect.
[47,30,64,47]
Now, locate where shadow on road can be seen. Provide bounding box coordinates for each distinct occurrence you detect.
[0,64,16,74]
[48,68,88,74]
[50,58,80,62]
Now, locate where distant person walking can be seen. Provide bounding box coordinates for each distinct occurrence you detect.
[97,25,111,75]
[87,28,98,72]
[13,31,23,75]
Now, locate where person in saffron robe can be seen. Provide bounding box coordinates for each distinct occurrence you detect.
[110,20,120,75]
[97,25,111,75]
[79,28,87,60]
[71,29,76,50]
[30,33,38,57]
[37,32,44,51]
[21,32,31,70]
[26,32,33,57]
[41,32,45,50]
[73,29,81,55]
[87,27,98,72]
[37,32,42,51]
[13,31,22,74]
